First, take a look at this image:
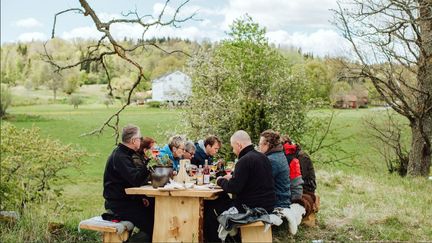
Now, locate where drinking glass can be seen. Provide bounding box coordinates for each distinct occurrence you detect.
[210,164,218,173]
[225,168,232,176]
[151,149,160,158]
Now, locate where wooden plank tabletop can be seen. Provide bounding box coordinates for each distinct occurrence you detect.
[125,185,223,198]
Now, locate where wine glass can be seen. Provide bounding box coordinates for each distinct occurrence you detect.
[151,149,160,158]
[225,168,232,176]
[210,164,218,173]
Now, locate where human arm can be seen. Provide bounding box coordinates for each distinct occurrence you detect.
[216,160,248,194]
[113,153,150,186]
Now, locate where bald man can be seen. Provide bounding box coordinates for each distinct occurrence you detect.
[217,130,276,212]
[204,131,276,242]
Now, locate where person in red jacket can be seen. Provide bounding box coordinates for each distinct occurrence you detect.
[282,136,317,194]
[282,141,304,201]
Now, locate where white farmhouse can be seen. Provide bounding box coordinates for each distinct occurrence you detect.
[151,71,192,102]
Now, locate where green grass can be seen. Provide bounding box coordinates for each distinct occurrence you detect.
[7,104,181,180]
[1,103,431,242]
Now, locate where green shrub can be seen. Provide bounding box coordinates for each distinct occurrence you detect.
[146,101,161,108]
[69,95,83,109]
[0,123,87,211]
[102,95,114,107]
[1,84,12,117]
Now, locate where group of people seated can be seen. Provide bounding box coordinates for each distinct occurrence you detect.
[102,124,317,242]
[157,134,222,170]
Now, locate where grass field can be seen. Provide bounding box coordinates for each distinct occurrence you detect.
[1,102,431,242]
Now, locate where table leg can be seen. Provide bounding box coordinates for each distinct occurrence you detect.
[152,196,204,242]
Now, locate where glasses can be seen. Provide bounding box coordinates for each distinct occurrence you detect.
[185,151,195,156]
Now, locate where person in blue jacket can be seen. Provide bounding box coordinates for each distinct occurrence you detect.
[258,129,291,208]
[158,135,185,171]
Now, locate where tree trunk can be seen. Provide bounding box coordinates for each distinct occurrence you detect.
[407,0,432,176]
[408,120,431,176]
[53,88,57,101]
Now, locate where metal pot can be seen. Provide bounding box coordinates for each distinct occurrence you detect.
[151,166,173,188]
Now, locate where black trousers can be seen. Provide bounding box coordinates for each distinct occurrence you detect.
[204,193,236,243]
[105,197,155,237]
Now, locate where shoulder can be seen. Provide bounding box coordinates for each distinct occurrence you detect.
[241,150,269,163]
[267,151,286,162]
[159,145,171,155]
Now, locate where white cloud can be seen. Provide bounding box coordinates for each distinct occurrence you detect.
[98,13,122,22]
[153,3,176,19]
[61,27,104,40]
[180,5,224,17]
[17,32,47,42]
[152,3,223,25]
[57,23,219,42]
[267,29,349,57]
[15,18,43,28]
[222,0,337,31]
[199,19,212,27]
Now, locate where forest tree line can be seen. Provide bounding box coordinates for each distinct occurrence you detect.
[1,37,383,106]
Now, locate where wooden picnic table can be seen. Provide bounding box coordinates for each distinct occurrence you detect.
[125,185,223,242]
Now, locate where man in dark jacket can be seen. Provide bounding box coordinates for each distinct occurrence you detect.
[298,150,317,193]
[103,124,154,241]
[217,130,276,212]
[204,130,275,242]
[282,139,317,194]
[191,135,221,166]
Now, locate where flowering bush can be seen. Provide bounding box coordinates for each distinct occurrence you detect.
[0,123,87,211]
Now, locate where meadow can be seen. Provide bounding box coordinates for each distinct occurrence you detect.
[1,102,431,242]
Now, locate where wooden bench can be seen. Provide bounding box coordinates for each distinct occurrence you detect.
[79,219,131,243]
[240,221,272,243]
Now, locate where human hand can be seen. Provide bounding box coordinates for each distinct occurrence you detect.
[223,174,232,180]
[215,176,224,184]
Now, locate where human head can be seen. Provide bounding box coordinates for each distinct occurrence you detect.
[204,135,221,156]
[259,129,281,153]
[183,141,196,160]
[280,135,292,145]
[138,137,156,154]
[230,130,252,157]
[168,135,186,159]
[121,124,142,151]
[141,137,156,150]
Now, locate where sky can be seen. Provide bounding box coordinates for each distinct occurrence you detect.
[1,0,350,57]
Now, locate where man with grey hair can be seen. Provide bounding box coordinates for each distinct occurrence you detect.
[183,141,196,160]
[158,135,186,171]
[103,124,154,242]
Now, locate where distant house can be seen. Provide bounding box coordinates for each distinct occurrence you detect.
[151,71,191,103]
[334,95,357,109]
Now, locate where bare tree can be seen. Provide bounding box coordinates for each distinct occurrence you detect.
[43,0,194,141]
[364,109,410,176]
[333,0,432,177]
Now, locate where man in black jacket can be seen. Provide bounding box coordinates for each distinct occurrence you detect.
[103,124,154,241]
[204,131,275,242]
[217,130,276,212]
